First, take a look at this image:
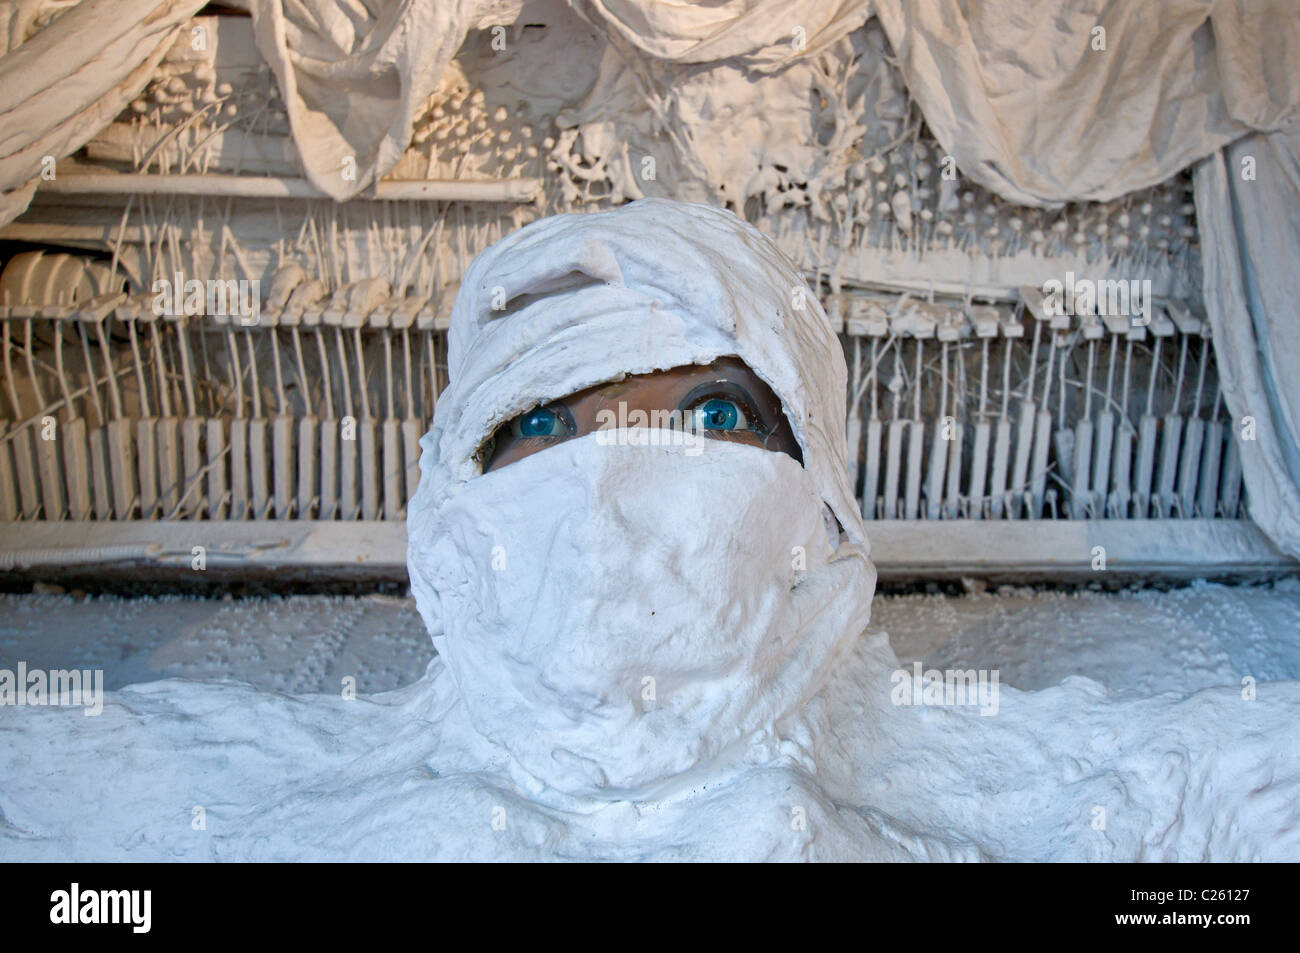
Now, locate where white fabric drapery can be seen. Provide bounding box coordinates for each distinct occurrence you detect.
[0,0,207,224]
[5,1,1296,212]
[0,0,519,221]
[870,0,1300,207]
[565,0,872,71]
[1195,132,1300,555]
[238,0,523,200]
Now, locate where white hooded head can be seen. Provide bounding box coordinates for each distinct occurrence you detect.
[407,198,876,800]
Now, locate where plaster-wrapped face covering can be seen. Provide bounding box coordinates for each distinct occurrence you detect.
[407,198,876,801]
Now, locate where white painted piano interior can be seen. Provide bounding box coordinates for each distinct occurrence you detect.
[0,8,1287,580]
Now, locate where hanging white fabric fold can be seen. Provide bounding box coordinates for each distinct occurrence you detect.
[871,0,1300,207]
[1194,131,1300,557]
[564,0,872,72]
[0,0,207,226]
[0,0,522,226]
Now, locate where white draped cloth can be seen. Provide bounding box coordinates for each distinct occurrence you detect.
[1195,132,1300,555]
[0,0,207,223]
[871,0,1300,207]
[0,0,519,218]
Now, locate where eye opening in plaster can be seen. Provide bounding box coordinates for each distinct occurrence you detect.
[470,356,809,475]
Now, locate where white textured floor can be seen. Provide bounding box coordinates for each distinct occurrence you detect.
[4,578,1300,861]
[2,578,1298,695]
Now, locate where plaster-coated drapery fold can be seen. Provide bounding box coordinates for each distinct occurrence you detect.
[237,0,522,201]
[4,0,1295,217]
[564,0,873,72]
[0,0,523,225]
[0,0,206,226]
[871,0,1300,208]
[1194,133,1300,558]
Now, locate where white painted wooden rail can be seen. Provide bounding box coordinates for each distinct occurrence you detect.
[40,174,541,204]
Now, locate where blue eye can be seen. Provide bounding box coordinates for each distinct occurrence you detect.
[692,397,749,431]
[513,406,568,438]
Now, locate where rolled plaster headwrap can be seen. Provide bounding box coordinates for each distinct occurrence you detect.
[423,197,864,538]
[408,197,876,799]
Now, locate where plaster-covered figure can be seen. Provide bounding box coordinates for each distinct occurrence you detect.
[405,197,877,807]
[1,199,1297,861]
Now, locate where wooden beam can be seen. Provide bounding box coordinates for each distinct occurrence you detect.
[37,174,540,203]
